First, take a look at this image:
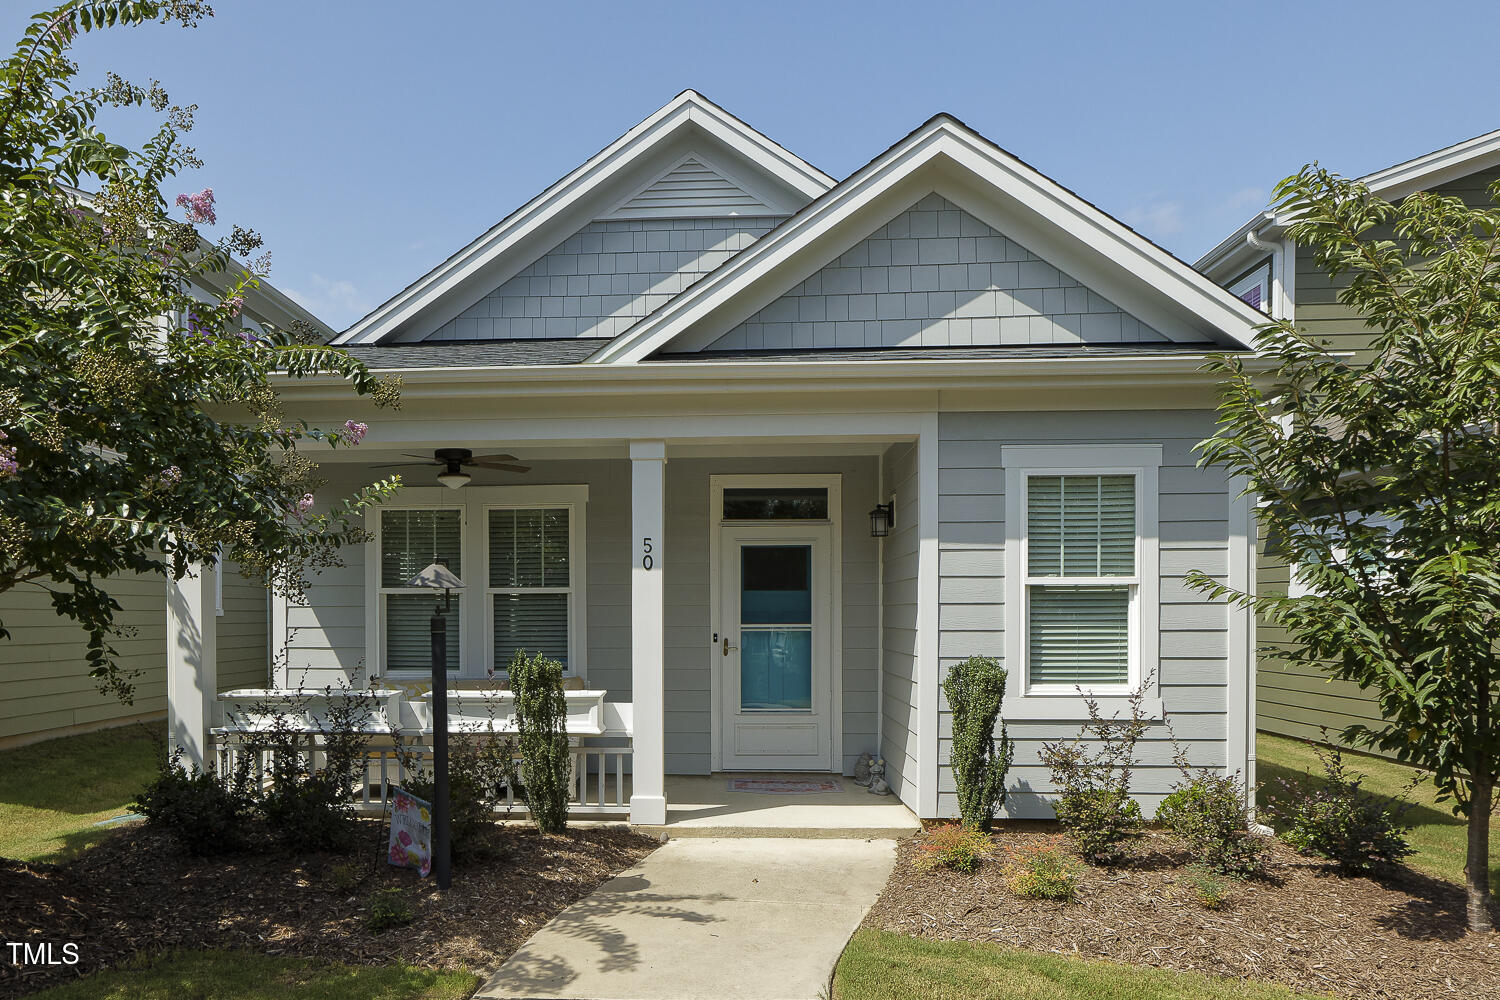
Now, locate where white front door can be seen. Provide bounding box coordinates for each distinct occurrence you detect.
[718,524,833,770]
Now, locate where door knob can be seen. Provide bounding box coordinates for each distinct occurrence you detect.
[722,636,738,656]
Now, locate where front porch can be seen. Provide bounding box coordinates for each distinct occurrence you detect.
[166,430,931,826]
[652,773,919,838]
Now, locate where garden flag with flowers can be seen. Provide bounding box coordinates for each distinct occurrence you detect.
[387,788,433,877]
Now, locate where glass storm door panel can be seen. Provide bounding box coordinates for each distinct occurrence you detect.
[739,546,814,711]
[720,525,833,771]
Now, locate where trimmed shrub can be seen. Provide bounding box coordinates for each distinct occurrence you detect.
[131,748,258,856]
[1268,744,1414,872]
[364,887,413,932]
[509,650,572,835]
[246,684,380,852]
[942,656,1013,832]
[1005,845,1082,901]
[1158,770,1267,877]
[914,825,992,873]
[1182,865,1236,910]
[399,731,517,854]
[1039,686,1151,865]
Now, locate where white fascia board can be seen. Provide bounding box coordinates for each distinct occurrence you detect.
[1197,128,1500,275]
[274,352,1276,405]
[1194,212,1282,279]
[1359,127,1500,201]
[334,91,833,346]
[590,119,1264,364]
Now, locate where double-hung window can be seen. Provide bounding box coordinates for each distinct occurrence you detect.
[379,508,463,673]
[1025,474,1136,687]
[1003,446,1160,716]
[487,507,573,672]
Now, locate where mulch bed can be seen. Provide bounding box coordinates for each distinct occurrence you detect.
[864,826,1499,1000]
[0,820,658,998]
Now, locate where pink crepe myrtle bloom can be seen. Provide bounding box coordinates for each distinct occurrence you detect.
[291,493,315,520]
[161,465,182,484]
[0,431,17,478]
[227,295,244,319]
[175,187,216,226]
[342,420,368,445]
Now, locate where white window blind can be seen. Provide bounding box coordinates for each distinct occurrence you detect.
[1026,474,1136,687]
[380,509,462,672]
[488,508,571,671]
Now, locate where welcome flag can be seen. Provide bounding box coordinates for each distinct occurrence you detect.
[387,787,433,877]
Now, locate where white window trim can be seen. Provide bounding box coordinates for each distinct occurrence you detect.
[365,485,588,681]
[1002,445,1161,720]
[371,501,469,677]
[481,494,588,679]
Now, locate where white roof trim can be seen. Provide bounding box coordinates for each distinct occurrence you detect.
[589,117,1264,364]
[334,91,833,346]
[1196,127,1500,274]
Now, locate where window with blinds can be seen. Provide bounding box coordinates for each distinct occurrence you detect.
[1025,474,1136,687]
[488,507,571,672]
[380,509,462,672]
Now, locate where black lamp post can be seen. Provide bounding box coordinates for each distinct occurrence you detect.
[405,561,464,890]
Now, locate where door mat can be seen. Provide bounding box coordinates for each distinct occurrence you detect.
[727,778,843,794]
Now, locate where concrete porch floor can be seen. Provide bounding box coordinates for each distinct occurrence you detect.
[634,772,920,839]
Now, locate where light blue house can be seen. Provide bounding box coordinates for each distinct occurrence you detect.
[166,92,1266,825]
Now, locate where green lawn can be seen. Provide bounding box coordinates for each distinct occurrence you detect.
[0,722,161,863]
[834,929,1329,1000]
[26,950,477,1000]
[1256,731,1498,892]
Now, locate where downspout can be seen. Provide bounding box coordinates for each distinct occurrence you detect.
[1246,230,1286,321]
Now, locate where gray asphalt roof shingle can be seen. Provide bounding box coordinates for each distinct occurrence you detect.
[340,339,604,369]
[335,338,1237,371]
[650,342,1231,363]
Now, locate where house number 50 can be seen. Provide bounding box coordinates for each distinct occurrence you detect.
[641,537,654,570]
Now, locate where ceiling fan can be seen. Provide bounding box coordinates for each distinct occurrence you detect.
[373,447,530,489]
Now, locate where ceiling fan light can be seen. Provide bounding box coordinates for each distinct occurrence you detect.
[437,470,471,490]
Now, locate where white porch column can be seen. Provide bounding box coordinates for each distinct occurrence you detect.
[166,563,217,770]
[629,440,668,825]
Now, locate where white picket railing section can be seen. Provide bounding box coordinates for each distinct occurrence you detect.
[211,687,633,818]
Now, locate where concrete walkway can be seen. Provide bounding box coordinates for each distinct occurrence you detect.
[475,837,896,1000]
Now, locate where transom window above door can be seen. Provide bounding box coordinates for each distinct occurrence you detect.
[722,487,828,520]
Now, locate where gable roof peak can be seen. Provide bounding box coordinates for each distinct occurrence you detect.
[335,91,833,345]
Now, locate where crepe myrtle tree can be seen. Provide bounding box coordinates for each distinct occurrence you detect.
[1193,165,1500,932]
[0,2,402,701]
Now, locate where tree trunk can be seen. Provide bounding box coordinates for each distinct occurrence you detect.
[1466,774,1494,933]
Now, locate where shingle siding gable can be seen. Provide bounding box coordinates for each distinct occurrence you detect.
[706,194,1169,351]
[425,216,785,341]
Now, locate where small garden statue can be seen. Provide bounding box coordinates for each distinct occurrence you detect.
[867,757,892,796]
[853,752,876,787]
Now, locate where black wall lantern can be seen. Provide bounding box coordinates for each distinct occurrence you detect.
[868,500,895,538]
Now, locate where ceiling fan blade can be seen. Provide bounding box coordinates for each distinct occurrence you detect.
[469,454,518,463]
[401,453,440,461]
[371,461,439,469]
[471,462,531,473]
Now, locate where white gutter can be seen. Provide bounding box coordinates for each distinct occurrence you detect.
[274,352,1278,402]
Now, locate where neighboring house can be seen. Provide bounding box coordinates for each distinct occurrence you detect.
[165,91,1266,824]
[0,271,331,748]
[1196,128,1500,747]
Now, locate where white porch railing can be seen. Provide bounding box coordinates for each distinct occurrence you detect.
[211,688,633,817]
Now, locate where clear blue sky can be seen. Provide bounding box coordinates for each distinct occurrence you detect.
[14,0,1500,330]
